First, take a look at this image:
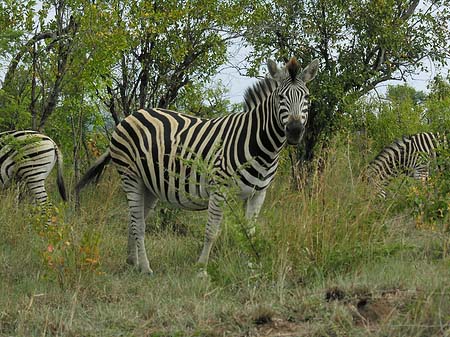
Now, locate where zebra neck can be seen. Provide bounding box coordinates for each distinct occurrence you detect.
[249,96,286,157]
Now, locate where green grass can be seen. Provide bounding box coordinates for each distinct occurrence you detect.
[1,143,449,336]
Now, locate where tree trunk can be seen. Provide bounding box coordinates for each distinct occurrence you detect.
[30,42,38,130]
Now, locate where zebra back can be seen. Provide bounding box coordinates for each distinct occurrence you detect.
[367,132,441,197]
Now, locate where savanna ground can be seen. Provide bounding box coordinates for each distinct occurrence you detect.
[1,137,449,337]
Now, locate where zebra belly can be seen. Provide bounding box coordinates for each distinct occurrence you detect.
[111,149,276,210]
[110,154,211,211]
[144,173,210,211]
[145,165,211,210]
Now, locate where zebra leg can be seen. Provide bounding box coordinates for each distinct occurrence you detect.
[244,190,267,236]
[24,179,54,225]
[144,188,157,221]
[127,188,157,268]
[122,175,153,274]
[26,179,49,205]
[197,193,225,269]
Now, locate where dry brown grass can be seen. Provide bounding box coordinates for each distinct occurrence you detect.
[1,140,449,336]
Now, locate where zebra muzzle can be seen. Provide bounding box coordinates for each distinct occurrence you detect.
[285,119,305,145]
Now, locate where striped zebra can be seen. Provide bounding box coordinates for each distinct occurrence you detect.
[0,130,67,207]
[76,57,319,274]
[367,132,445,198]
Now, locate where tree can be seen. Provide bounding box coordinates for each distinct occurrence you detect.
[362,84,426,151]
[93,0,249,123]
[425,75,450,132]
[0,0,81,130]
[241,0,450,166]
[0,0,251,135]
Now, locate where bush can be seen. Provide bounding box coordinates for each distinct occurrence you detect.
[30,204,102,288]
[406,145,450,258]
[408,147,450,226]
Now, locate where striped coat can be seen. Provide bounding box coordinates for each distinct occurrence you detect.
[367,132,444,197]
[0,130,66,205]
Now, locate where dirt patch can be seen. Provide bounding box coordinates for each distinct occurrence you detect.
[231,306,318,337]
[352,297,396,325]
[252,317,315,337]
[325,286,414,328]
[325,286,346,301]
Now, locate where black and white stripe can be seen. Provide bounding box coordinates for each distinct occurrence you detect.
[367,132,445,198]
[0,130,67,206]
[76,58,319,274]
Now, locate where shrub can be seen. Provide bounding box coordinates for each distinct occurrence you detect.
[30,204,102,288]
[407,145,450,257]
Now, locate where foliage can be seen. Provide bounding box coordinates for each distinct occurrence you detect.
[30,203,102,289]
[424,75,450,133]
[242,0,450,162]
[408,145,450,235]
[90,0,253,124]
[173,80,242,118]
[0,133,41,164]
[351,84,428,152]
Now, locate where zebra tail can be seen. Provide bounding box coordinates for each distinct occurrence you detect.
[55,145,68,202]
[75,149,112,193]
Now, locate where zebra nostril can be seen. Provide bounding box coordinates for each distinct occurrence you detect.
[286,120,303,134]
[285,124,292,132]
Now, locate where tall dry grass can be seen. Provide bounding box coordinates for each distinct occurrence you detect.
[1,137,448,336]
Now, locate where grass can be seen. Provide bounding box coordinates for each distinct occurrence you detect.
[1,140,449,336]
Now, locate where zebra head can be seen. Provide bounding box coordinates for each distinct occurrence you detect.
[268,57,319,145]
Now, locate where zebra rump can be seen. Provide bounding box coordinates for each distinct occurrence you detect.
[0,130,67,204]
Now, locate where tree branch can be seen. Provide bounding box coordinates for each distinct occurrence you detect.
[400,0,420,21]
[3,16,77,87]
[3,31,56,86]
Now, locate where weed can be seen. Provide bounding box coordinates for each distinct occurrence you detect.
[28,203,102,289]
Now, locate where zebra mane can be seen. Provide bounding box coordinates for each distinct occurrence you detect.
[243,77,278,112]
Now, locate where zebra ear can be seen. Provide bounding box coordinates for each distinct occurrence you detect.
[300,58,320,83]
[268,59,283,81]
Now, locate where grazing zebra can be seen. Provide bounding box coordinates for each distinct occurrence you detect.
[0,130,67,207]
[367,132,445,198]
[76,57,319,274]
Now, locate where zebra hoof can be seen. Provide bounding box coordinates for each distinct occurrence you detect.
[142,269,154,276]
[138,265,154,275]
[196,268,209,279]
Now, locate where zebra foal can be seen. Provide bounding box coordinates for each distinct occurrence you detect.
[76,57,319,274]
[367,132,445,198]
[0,130,67,207]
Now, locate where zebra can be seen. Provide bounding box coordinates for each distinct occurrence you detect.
[0,130,67,208]
[76,57,319,274]
[366,132,445,198]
